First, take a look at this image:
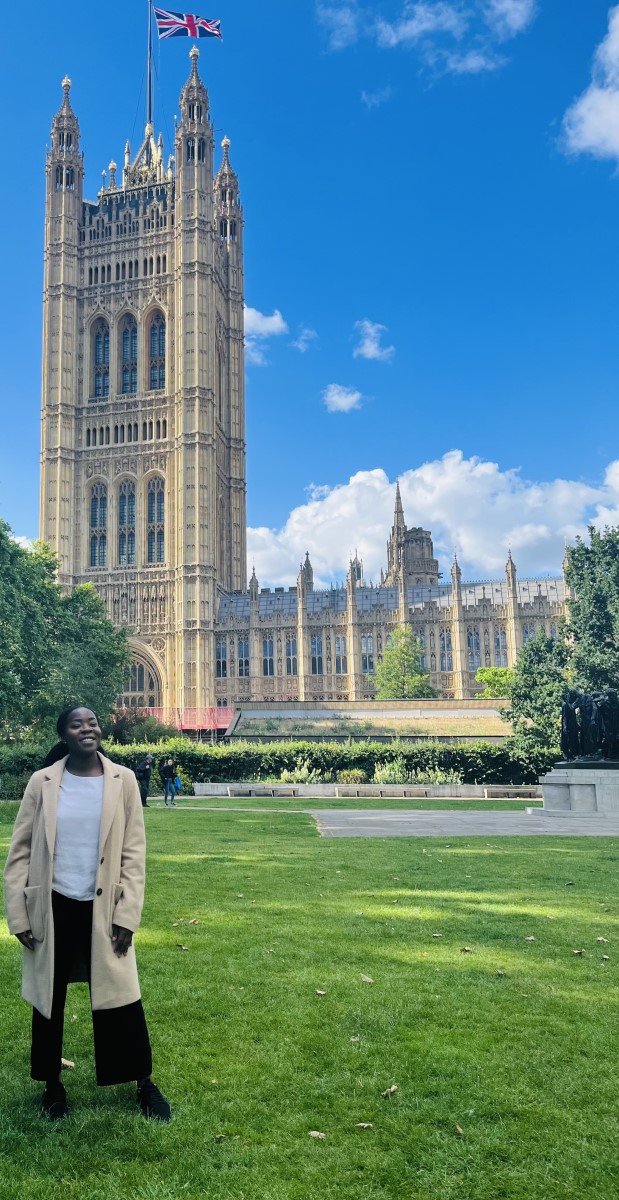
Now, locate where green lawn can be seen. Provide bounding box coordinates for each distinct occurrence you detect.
[0,805,618,1200]
[168,794,542,811]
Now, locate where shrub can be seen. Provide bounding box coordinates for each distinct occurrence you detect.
[336,769,368,784]
[373,756,410,784]
[279,759,325,784]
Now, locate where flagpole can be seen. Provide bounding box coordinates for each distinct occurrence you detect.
[147,0,153,130]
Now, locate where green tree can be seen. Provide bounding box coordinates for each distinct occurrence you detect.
[0,520,129,740]
[475,667,514,698]
[375,626,437,700]
[505,628,569,754]
[565,527,619,692]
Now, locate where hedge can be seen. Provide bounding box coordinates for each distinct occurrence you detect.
[0,739,559,799]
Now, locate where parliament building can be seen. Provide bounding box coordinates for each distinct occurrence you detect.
[40,52,567,723]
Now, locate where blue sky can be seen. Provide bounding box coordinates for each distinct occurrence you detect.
[2,2,619,586]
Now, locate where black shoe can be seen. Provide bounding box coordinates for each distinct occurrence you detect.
[40,1081,68,1120]
[137,1079,171,1122]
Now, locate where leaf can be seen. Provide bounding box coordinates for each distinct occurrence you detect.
[525,936,536,942]
[360,974,374,984]
[573,949,585,956]
[177,944,189,951]
[460,947,473,954]
[309,1130,326,1140]
[70,1014,77,1022]
[315,989,327,997]
[596,937,609,943]
[61,1058,75,1069]
[382,1084,398,1099]
[356,1122,373,1129]
[455,1124,464,1136]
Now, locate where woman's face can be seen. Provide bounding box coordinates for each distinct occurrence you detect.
[63,708,102,756]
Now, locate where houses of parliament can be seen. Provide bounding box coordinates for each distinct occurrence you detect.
[40,51,567,723]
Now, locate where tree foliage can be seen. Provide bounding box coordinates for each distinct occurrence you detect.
[564,526,619,692]
[0,520,129,741]
[475,667,514,698]
[374,626,437,700]
[505,628,569,755]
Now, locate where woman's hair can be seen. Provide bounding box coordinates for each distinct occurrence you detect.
[42,706,102,768]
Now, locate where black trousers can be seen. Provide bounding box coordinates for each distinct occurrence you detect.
[31,890,153,1086]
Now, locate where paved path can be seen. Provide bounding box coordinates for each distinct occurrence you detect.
[310,809,619,838]
[152,803,619,837]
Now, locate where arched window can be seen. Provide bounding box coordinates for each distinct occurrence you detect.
[494,626,508,667]
[416,628,427,671]
[186,138,195,162]
[216,639,227,678]
[121,659,161,709]
[118,480,136,567]
[86,429,91,447]
[107,264,111,282]
[522,624,537,645]
[120,316,137,394]
[262,635,274,677]
[92,319,110,397]
[156,419,161,439]
[229,220,237,241]
[334,634,346,675]
[467,626,481,671]
[66,167,74,189]
[105,426,110,444]
[142,421,147,441]
[148,420,153,440]
[94,267,98,285]
[55,165,63,189]
[88,268,93,285]
[197,138,205,162]
[127,424,133,443]
[147,477,165,563]
[361,634,374,674]
[149,313,165,390]
[162,419,167,439]
[162,254,167,272]
[116,263,120,281]
[156,255,161,274]
[440,628,453,672]
[89,483,107,568]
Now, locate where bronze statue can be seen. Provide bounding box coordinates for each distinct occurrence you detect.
[560,687,619,761]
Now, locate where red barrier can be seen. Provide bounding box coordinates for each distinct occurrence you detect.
[142,707,234,731]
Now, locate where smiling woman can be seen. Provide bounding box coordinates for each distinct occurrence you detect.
[2,706,171,1123]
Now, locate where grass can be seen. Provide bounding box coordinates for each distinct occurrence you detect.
[170,795,542,812]
[0,806,618,1199]
[236,716,511,738]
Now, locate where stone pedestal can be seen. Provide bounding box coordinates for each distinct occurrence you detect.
[540,762,619,815]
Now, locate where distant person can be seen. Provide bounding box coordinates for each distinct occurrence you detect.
[2,706,171,1122]
[159,758,177,808]
[175,773,182,798]
[134,753,154,808]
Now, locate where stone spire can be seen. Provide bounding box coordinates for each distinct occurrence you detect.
[50,75,80,152]
[179,45,209,123]
[249,564,259,601]
[215,136,242,245]
[393,480,405,532]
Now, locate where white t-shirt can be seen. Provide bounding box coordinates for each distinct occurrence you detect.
[52,770,104,902]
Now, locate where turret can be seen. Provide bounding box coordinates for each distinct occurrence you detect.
[215,136,243,251]
[47,75,83,211]
[176,46,213,190]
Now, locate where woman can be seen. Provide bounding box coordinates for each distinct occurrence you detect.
[3,706,171,1121]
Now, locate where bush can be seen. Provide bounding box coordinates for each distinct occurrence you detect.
[0,737,559,795]
[279,758,325,784]
[336,769,368,784]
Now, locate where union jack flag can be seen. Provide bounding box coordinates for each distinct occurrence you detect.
[153,8,223,40]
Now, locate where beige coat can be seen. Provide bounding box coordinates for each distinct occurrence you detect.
[3,754,146,1020]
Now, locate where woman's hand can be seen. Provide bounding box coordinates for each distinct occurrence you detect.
[16,930,34,951]
[111,924,133,957]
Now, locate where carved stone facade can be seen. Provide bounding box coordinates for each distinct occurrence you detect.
[40,60,566,716]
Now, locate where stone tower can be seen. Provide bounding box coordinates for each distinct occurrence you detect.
[384,482,440,588]
[40,52,246,718]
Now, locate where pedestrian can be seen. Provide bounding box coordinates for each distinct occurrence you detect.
[160,758,177,808]
[174,773,182,798]
[2,706,171,1122]
[134,753,154,808]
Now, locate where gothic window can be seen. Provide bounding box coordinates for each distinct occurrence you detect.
[494,626,508,667]
[121,660,161,709]
[156,256,161,274]
[114,425,119,444]
[119,316,136,396]
[186,138,195,162]
[549,622,558,641]
[198,138,205,162]
[311,635,323,675]
[436,624,451,672]
[105,426,110,444]
[148,420,153,439]
[335,634,347,675]
[219,219,227,239]
[146,477,165,564]
[92,320,110,397]
[286,635,298,676]
[484,627,491,667]
[216,638,227,678]
[229,220,237,241]
[417,629,426,671]
[89,483,107,568]
[238,636,249,677]
[162,254,167,272]
[522,624,536,644]
[361,634,374,674]
[162,419,167,438]
[127,424,133,443]
[143,422,147,441]
[88,268,93,285]
[66,168,74,189]
[121,262,126,280]
[55,165,63,189]
[262,635,274,676]
[86,429,91,447]
[149,312,165,390]
[467,625,481,671]
[156,420,161,439]
[118,480,136,567]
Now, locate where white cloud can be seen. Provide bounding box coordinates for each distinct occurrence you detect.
[291,326,318,353]
[361,85,394,109]
[316,2,361,49]
[376,2,468,50]
[244,305,288,366]
[322,384,364,412]
[484,0,535,38]
[247,450,619,589]
[317,0,536,75]
[563,6,619,162]
[11,535,33,551]
[353,318,395,361]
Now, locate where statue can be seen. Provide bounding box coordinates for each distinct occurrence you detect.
[560,687,619,761]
